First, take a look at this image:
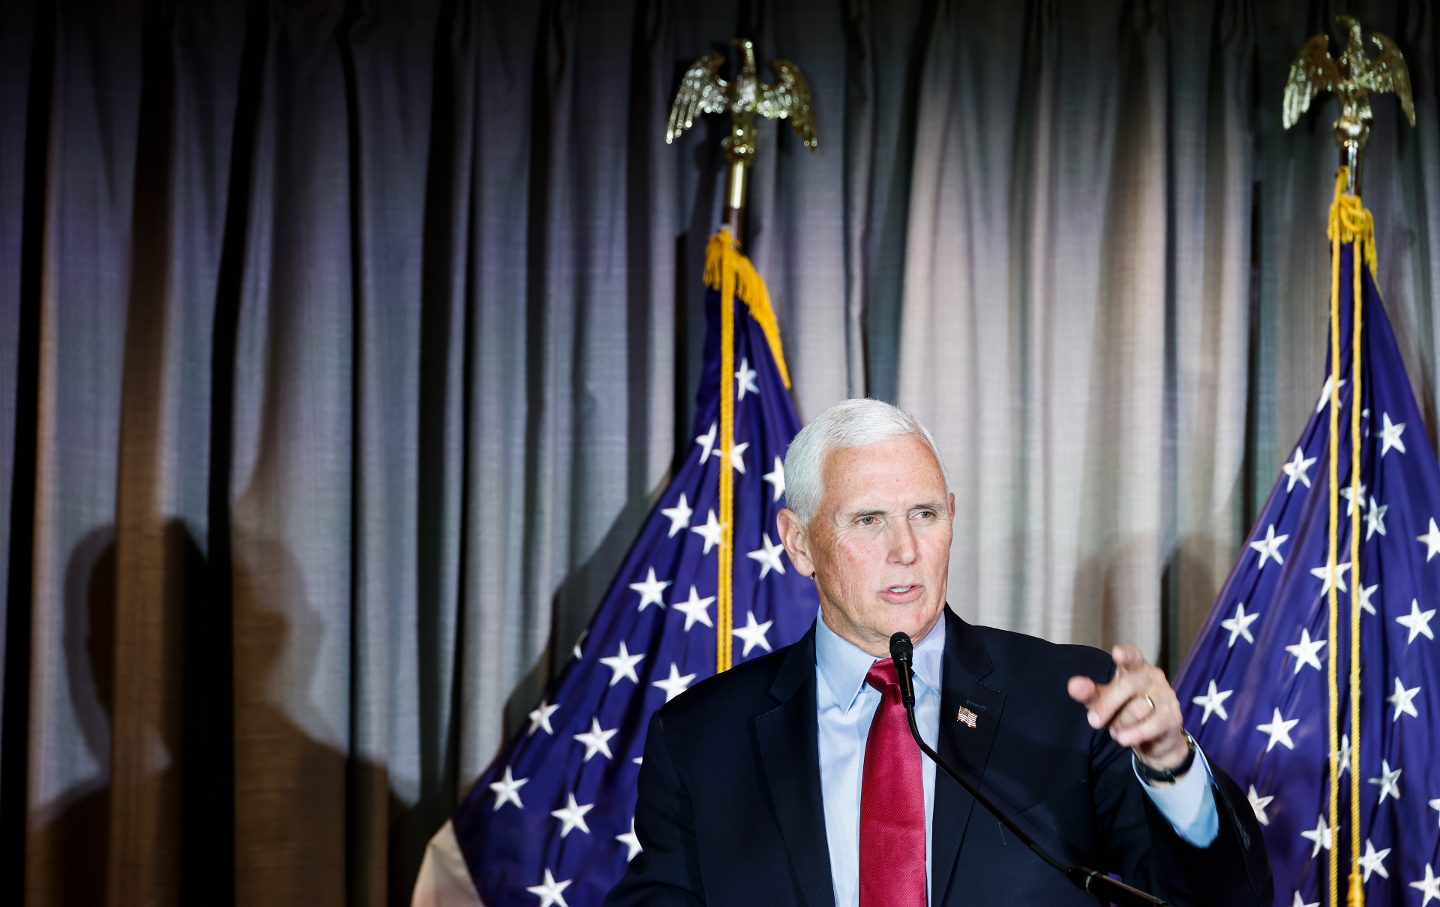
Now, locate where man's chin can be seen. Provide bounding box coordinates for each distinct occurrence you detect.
[898,610,945,645]
[877,613,943,651]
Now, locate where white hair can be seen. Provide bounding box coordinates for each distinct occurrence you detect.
[783,398,950,524]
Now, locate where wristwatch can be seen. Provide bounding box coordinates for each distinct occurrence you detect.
[1133,730,1198,784]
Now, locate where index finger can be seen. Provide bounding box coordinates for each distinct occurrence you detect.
[1110,643,1147,674]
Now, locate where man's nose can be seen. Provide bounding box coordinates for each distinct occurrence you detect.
[888,523,918,564]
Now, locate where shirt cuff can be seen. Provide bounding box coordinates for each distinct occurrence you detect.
[1133,747,1219,847]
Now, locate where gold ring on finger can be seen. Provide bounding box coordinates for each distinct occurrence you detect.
[1144,693,1156,711]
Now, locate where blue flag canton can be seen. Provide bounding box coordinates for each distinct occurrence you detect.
[1177,251,1440,906]
[456,286,820,907]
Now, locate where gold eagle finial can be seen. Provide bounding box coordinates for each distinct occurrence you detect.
[666,39,818,154]
[1283,15,1415,191]
[667,39,817,245]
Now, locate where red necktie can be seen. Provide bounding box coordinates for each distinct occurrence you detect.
[859,658,927,907]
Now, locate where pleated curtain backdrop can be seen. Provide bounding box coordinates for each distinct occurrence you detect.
[0,0,1437,904]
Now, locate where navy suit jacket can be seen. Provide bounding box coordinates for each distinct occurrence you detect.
[607,608,1272,906]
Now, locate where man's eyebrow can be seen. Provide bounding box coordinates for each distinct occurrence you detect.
[912,499,947,512]
[841,507,888,521]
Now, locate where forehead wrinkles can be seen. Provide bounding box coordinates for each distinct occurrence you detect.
[827,439,944,479]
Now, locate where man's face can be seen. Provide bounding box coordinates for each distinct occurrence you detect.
[778,434,955,657]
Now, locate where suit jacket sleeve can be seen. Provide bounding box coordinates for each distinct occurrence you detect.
[1081,661,1271,905]
[1129,758,1272,906]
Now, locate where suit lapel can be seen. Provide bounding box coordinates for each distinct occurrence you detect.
[755,626,836,907]
[931,610,1005,907]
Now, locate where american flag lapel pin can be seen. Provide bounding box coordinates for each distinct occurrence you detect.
[956,706,979,729]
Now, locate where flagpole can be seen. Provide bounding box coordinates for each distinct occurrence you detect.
[721,142,750,248]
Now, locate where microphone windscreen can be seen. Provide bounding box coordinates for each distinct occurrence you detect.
[889,631,913,663]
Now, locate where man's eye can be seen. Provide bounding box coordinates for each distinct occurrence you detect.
[857,515,878,526]
[914,510,935,521]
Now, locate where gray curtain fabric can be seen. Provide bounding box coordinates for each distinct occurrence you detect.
[1,0,1436,904]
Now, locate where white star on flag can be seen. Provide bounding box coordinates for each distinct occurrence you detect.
[1430,797,1440,828]
[1388,676,1422,721]
[695,421,717,464]
[732,612,774,657]
[1300,814,1333,858]
[660,494,693,537]
[1256,707,1299,752]
[1314,376,1346,412]
[1282,446,1317,491]
[490,766,528,811]
[671,586,715,631]
[1412,864,1440,907]
[1340,483,1368,516]
[1419,518,1440,562]
[1358,583,1379,615]
[1220,602,1261,647]
[616,818,642,861]
[727,441,750,474]
[734,357,758,400]
[1247,785,1274,826]
[573,718,618,762]
[1365,496,1389,539]
[1368,759,1402,804]
[1284,628,1326,674]
[1379,411,1407,456]
[1396,598,1437,643]
[528,700,560,736]
[1333,733,1352,776]
[691,509,725,554]
[628,567,671,611]
[652,663,696,703]
[763,457,785,502]
[599,641,644,687]
[1249,524,1289,569]
[1309,560,1351,594]
[1191,680,1233,724]
[551,793,594,838]
[747,533,787,580]
[526,869,572,907]
[1290,894,1317,907]
[1359,839,1391,881]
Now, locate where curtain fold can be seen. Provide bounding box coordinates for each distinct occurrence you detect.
[2,0,1438,903]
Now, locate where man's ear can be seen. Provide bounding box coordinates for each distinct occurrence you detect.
[948,492,956,520]
[776,508,814,576]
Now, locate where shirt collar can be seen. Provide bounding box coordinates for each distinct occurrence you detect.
[815,610,945,712]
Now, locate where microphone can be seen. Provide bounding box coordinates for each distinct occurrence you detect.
[889,631,917,709]
[886,632,1168,907]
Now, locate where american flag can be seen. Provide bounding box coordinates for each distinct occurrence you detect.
[449,232,819,906]
[1176,230,1440,906]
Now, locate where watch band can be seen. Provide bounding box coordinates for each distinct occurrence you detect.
[1133,730,1198,784]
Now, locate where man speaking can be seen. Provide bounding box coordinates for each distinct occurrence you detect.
[607,399,1272,906]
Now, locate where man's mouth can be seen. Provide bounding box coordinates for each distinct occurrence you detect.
[881,584,923,602]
